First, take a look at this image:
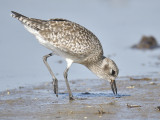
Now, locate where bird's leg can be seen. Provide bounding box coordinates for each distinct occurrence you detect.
[43,53,58,97]
[64,59,74,100]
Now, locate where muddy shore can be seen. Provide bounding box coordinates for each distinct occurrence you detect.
[0,75,160,120]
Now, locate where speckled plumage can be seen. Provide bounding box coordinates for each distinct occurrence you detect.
[40,20,103,64]
[11,11,119,100]
[11,11,103,65]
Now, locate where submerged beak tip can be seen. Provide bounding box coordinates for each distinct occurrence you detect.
[110,80,117,95]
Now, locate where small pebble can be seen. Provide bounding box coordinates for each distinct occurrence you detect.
[156,106,160,111]
[86,105,92,108]
[149,82,157,85]
[7,91,10,95]
[127,103,141,108]
[126,85,135,89]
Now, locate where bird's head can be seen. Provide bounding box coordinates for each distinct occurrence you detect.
[100,57,119,95]
[100,58,119,81]
[87,57,119,95]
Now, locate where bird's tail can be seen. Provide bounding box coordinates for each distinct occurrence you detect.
[11,11,27,20]
[11,11,47,31]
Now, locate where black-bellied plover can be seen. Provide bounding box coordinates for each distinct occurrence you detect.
[11,11,119,100]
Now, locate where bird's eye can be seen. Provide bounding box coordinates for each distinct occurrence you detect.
[110,69,115,75]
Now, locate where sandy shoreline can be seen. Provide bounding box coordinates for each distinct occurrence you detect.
[0,75,160,120]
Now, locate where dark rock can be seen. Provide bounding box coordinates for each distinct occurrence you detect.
[132,36,159,49]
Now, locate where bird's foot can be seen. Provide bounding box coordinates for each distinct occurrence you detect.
[52,79,58,97]
[69,95,74,100]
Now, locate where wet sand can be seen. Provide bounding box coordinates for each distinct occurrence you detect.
[0,76,160,120]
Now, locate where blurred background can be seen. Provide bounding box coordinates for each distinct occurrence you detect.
[0,0,160,91]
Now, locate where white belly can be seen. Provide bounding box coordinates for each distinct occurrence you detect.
[37,35,83,62]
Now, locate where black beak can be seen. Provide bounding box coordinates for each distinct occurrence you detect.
[110,80,117,95]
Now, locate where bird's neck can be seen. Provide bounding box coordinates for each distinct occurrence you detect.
[85,57,104,79]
